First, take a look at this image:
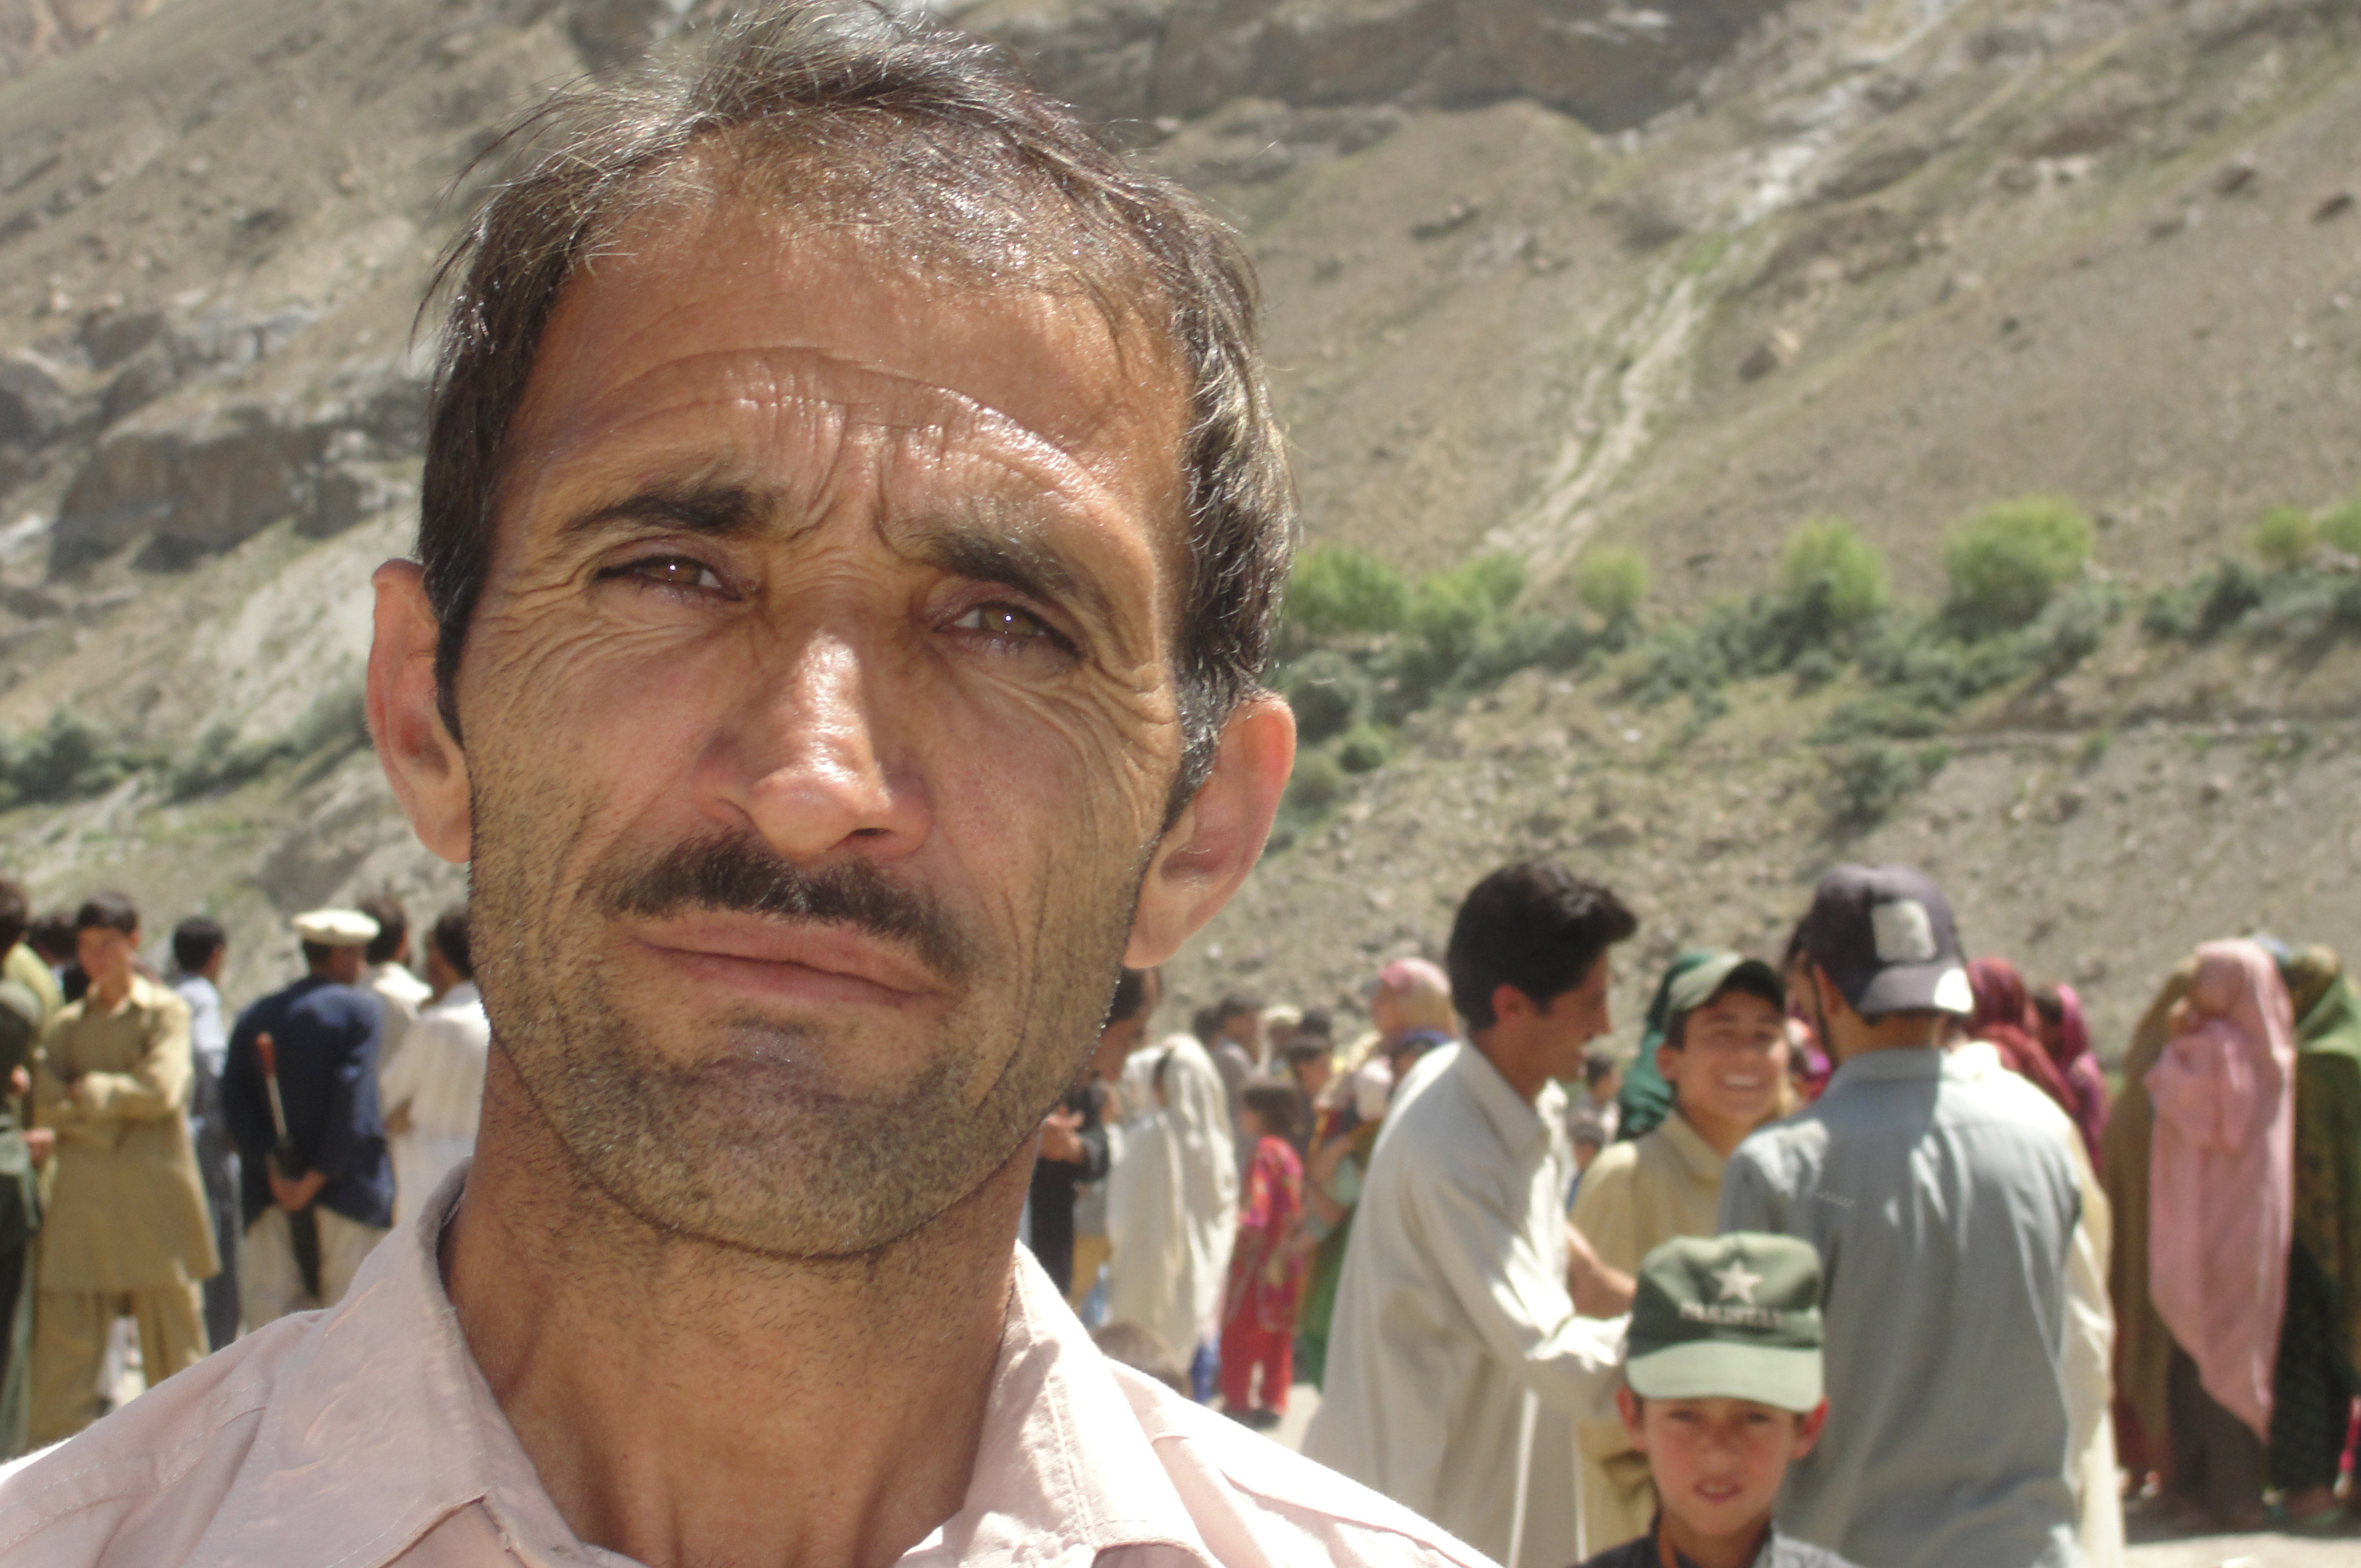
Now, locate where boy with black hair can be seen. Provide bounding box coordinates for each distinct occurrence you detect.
[1579,1233,1857,1568]
[1307,861,1640,1566]
[355,894,430,1075]
[1572,953,1793,1550]
[168,915,241,1354]
[28,892,219,1444]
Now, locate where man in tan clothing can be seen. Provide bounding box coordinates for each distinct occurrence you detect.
[1568,952,1790,1554]
[28,892,219,1444]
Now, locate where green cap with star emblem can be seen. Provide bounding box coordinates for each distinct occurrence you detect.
[1626,1232,1824,1411]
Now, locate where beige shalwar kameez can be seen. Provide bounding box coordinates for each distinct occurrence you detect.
[28,976,218,1444]
[1566,1107,1727,1552]
[1303,1042,1624,1568]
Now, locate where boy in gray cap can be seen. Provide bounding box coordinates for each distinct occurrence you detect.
[1580,1232,1856,1568]
[1720,866,2083,1568]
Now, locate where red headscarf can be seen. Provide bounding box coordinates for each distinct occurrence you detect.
[2035,981,2108,1160]
[1969,957,2078,1121]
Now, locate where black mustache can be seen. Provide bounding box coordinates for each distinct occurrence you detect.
[593,833,974,986]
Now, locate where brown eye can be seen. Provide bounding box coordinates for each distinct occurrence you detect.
[614,556,724,591]
[952,604,1052,639]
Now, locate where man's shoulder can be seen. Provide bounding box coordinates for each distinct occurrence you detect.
[0,1318,302,1560]
[1109,1362,1492,1567]
[129,975,190,1022]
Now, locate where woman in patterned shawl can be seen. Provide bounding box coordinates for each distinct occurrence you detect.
[2270,946,2361,1523]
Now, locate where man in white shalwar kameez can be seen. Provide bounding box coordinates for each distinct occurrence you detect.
[379,910,491,1226]
[1106,1032,1235,1395]
[1307,865,1637,1568]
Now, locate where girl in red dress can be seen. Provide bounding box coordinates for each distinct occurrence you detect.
[1219,1079,1307,1426]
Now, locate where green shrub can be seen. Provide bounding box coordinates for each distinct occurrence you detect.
[1335,724,1391,773]
[2021,580,2122,676]
[1281,650,1373,744]
[0,712,146,808]
[1283,546,1412,641]
[1779,518,1889,632]
[2322,493,2361,557]
[1943,496,2094,631]
[1283,748,1346,815]
[1397,559,1529,689]
[2254,507,2318,571]
[1575,546,1650,626]
[1450,552,1529,614]
[1823,741,1950,827]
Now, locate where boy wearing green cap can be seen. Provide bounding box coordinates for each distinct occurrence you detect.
[1570,952,1793,1551]
[1579,1233,1859,1568]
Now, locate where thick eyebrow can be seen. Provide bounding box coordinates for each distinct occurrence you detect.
[556,477,780,543]
[894,507,1116,628]
[555,478,1124,630]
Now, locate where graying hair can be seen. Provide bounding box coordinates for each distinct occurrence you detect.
[417,1,1292,811]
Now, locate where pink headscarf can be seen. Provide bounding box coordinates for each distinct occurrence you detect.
[2145,940,2296,1440]
[1969,957,2078,1121]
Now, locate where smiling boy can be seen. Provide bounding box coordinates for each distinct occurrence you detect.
[1570,953,1792,1550]
[1579,1233,1857,1568]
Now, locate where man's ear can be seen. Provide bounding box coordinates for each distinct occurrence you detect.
[1615,1386,1646,1450]
[1125,696,1294,967]
[1490,983,1536,1030]
[367,560,472,865]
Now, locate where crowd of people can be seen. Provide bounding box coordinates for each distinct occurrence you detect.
[0,9,2349,1563]
[3,850,2351,1567]
[1021,859,2361,1568]
[0,879,489,1453]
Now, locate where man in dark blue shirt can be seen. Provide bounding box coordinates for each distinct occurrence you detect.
[223,908,393,1325]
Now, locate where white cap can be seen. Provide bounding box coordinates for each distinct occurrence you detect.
[292,908,379,947]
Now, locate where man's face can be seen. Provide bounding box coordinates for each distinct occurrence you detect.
[445,203,1208,1257]
[1221,1008,1261,1052]
[1617,1387,1823,1543]
[75,927,135,991]
[1531,955,1613,1083]
[1659,990,1788,1134]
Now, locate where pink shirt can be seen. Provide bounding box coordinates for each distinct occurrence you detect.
[0,1176,1485,1568]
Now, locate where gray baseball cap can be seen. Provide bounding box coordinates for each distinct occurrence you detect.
[1797,864,1973,1017]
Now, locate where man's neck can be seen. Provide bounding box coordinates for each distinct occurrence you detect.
[88,969,133,1009]
[1659,1508,1771,1568]
[1830,1018,1944,1064]
[445,1053,1023,1568]
[1470,1030,1544,1103]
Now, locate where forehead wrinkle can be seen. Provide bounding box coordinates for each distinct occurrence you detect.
[532,346,1138,517]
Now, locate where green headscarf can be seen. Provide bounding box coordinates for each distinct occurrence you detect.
[1616,950,1716,1142]
[2285,950,2361,1378]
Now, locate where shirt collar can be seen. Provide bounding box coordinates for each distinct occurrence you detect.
[191,1165,1225,1568]
[1454,1044,1555,1154]
[1822,1044,1945,1091]
[1655,1107,1727,1182]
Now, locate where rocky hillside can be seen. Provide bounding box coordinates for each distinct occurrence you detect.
[0,0,2355,1052]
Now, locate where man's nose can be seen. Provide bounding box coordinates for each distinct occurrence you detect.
[721,628,927,863]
